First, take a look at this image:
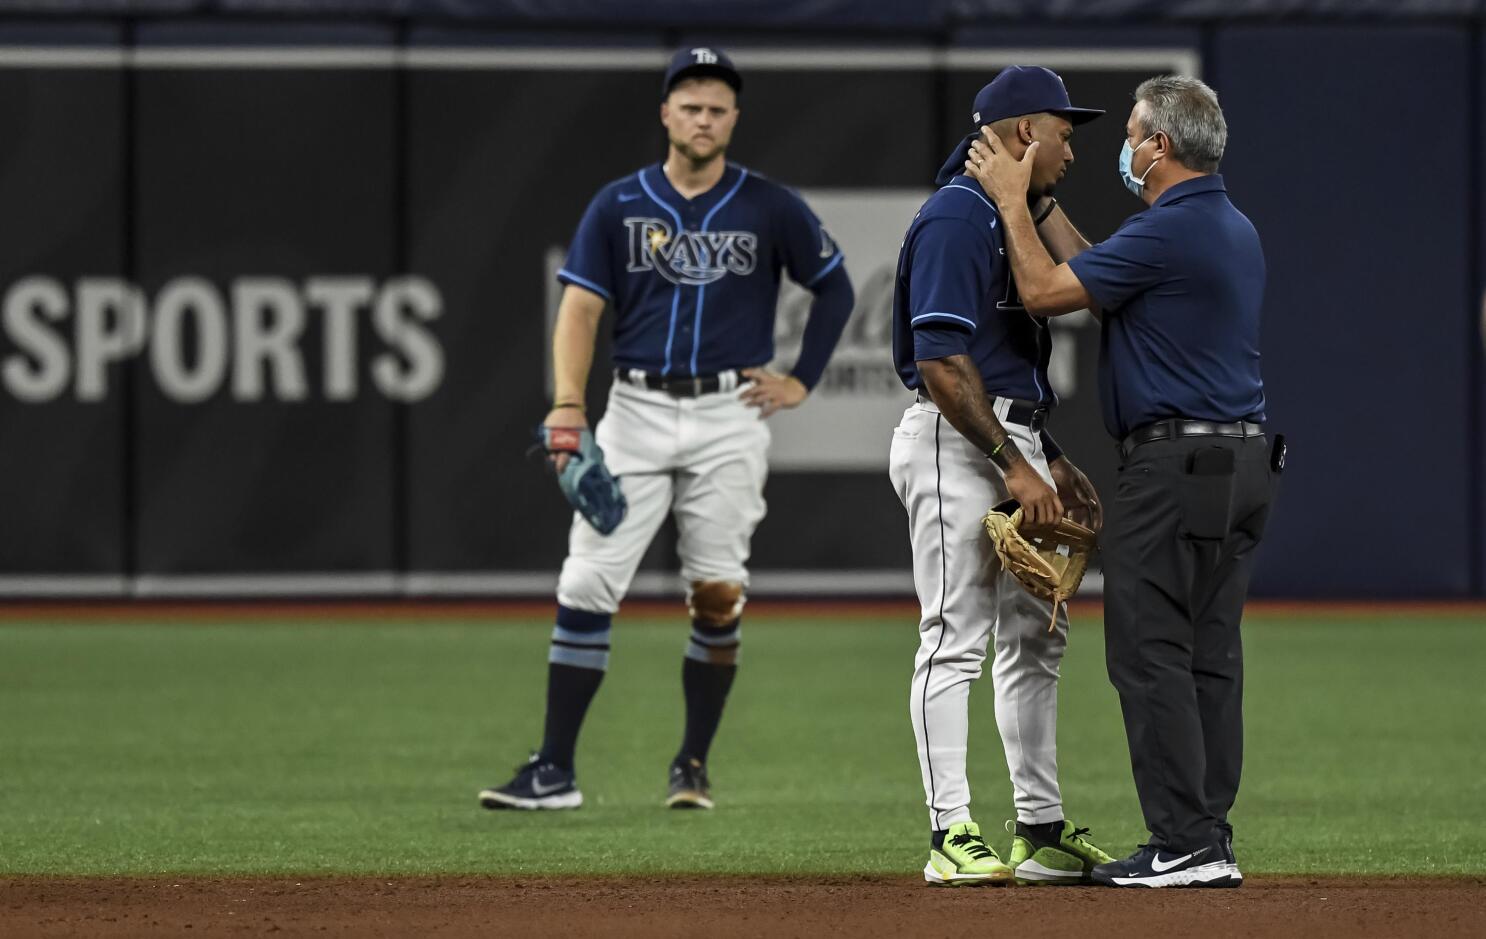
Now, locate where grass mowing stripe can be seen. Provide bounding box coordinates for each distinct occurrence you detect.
[0,614,1481,875]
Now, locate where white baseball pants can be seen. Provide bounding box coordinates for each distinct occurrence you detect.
[889,396,1069,830]
[556,379,770,614]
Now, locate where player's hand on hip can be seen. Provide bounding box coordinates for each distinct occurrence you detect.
[1004,462,1064,527]
[543,405,588,473]
[1048,456,1103,531]
[739,368,807,418]
[965,131,1038,208]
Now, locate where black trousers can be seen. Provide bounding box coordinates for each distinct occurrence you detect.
[1102,433,1278,852]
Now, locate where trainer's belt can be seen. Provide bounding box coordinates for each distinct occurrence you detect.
[1120,418,1264,458]
[616,368,743,398]
[915,390,1050,433]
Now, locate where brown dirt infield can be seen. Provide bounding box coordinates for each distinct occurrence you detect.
[3,876,1483,938]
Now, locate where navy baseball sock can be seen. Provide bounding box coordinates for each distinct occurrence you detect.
[676,618,740,764]
[537,605,612,772]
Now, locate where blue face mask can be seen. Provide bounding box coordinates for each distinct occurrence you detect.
[1118,133,1160,197]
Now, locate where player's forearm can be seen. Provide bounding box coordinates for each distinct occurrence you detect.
[550,290,605,403]
[1000,199,1063,311]
[789,265,854,390]
[1035,203,1092,264]
[918,355,1026,473]
[1001,200,1093,319]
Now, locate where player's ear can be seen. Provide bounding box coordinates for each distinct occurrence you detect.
[1019,118,1035,146]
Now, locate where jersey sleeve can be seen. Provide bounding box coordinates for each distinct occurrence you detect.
[775,187,845,289]
[906,217,992,361]
[903,216,986,344]
[556,192,615,301]
[1066,213,1165,312]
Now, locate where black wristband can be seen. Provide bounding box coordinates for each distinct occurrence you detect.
[1040,429,1063,464]
[1034,198,1059,225]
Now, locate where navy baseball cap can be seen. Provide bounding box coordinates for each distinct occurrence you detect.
[663,46,742,98]
[935,66,1103,184]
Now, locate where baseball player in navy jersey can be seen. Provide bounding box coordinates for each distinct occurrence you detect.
[480,47,854,812]
[889,66,1116,886]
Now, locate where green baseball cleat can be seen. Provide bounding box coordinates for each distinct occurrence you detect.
[1005,819,1115,885]
[924,821,1014,887]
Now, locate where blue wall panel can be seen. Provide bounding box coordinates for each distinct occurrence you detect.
[1217,25,1472,595]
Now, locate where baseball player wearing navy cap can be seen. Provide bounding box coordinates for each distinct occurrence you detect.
[480,47,854,812]
[889,66,1115,886]
[966,74,1273,890]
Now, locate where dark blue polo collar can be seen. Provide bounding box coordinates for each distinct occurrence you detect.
[1153,173,1226,208]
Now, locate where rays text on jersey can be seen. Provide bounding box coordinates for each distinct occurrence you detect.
[624,217,759,286]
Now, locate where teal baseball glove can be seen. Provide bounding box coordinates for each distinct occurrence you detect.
[536,426,627,536]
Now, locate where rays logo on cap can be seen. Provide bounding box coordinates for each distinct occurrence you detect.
[624,218,759,286]
[691,48,719,65]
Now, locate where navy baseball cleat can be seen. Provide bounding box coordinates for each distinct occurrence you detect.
[479,754,583,811]
[1091,841,1238,888]
[665,756,714,809]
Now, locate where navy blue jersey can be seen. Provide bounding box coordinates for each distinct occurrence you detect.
[557,162,844,377]
[1067,175,1266,439]
[891,176,1054,405]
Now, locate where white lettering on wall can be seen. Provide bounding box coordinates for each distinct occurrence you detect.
[307,277,375,402]
[0,275,446,404]
[372,276,444,403]
[232,277,308,402]
[152,277,230,403]
[75,279,146,402]
[2,277,71,402]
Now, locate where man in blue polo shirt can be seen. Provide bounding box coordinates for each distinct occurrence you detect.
[964,75,1279,888]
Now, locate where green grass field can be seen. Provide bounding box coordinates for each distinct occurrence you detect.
[1,609,1483,876]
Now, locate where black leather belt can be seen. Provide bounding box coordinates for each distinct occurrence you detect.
[916,390,1049,433]
[616,369,739,398]
[1121,418,1264,456]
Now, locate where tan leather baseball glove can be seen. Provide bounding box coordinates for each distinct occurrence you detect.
[982,500,1097,632]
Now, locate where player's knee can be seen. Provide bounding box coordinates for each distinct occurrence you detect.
[688,580,745,627]
[930,647,985,678]
[557,560,624,615]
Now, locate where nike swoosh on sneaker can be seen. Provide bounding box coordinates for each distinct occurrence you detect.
[530,778,567,796]
[1150,847,1208,872]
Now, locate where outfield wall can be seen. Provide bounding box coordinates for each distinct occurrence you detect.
[0,14,1480,599]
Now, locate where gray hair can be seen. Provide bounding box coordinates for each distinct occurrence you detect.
[1133,76,1227,173]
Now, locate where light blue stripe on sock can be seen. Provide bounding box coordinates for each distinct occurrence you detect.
[685,639,739,665]
[550,645,610,670]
